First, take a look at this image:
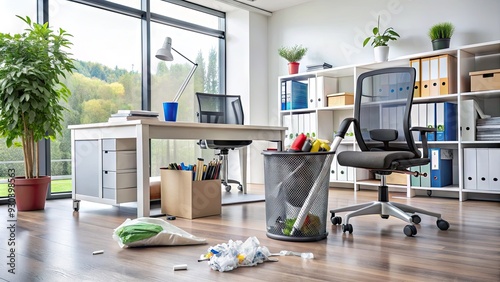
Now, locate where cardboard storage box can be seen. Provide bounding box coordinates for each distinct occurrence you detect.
[386,173,408,186]
[160,169,221,219]
[470,69,500,91]
[150,176,161,200]
[327,92,354,107]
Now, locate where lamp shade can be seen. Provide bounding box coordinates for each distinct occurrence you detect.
[156,37,174,61]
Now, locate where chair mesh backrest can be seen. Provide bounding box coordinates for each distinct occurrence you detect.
[195,92,244,125]
[353,67,419,156]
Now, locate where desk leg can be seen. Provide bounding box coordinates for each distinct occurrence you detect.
[136,125,150,217]
[239,147,248,194]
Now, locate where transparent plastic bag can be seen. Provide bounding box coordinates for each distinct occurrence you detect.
[113,217,206,248]
[199,236,271,272]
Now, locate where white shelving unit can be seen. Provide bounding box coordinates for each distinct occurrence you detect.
[278,40,500,202]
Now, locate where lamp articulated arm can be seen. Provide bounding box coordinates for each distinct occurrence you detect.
[173,46,198,102]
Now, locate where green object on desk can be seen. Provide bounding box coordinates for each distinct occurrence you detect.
[116,222,163,244]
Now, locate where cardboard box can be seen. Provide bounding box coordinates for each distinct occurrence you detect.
[150,176,161,200]
[470,69,500,91]
[160,169,221,219]
[327,92,354,107]
[386,173,408,186]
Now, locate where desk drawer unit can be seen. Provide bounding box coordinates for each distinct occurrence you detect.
[102,138,137,204]
[102,170,137,189]
[102,150,137,171]
[103,187,137,203]
[102,138,136,151]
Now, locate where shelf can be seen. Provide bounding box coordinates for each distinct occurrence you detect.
[317,105,354,111]
[410,185,460,192]
[459,40,500,56]
[461,141,500,148]
[462,189,500,195]
[279,108,316,114]
[461,90,500,99]
[413,93,459,103]
[397,48,459,61]
[278,73,315,82]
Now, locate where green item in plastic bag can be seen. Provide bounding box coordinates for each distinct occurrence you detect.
[116,222,164,244]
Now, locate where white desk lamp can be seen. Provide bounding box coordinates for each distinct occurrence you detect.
[156,37,198,102]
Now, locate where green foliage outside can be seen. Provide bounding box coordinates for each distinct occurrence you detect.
[0,178,72,197]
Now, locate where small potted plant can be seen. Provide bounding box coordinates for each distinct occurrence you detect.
[0,16,75,211]
[278,44,308,74]
[363,16,400,62]
[428,22,455,50]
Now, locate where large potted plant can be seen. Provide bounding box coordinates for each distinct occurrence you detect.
[278,44,308,74]
[363,16,400,62]
[428,22,455,50]
[0,16,75,211]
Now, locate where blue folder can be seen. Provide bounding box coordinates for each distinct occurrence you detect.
[436,102,458,141]
[285,80,308,110]
[430,148,453,187]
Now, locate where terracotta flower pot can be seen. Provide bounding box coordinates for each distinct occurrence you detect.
[288,62,299,74]
[13,176,51,211]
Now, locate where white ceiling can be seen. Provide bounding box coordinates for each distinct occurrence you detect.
[189,0,314,15]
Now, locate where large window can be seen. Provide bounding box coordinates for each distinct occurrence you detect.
[0,0,37,198]
[0,0,225,201]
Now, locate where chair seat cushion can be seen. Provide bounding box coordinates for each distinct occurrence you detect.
[205,140,252,150]
[337,150,423,170]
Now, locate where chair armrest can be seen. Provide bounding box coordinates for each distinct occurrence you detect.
[335,118,357,139]
[410,127,436,158]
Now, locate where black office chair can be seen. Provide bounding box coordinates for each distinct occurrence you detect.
[329,67,450,236]
[195,92,252,192]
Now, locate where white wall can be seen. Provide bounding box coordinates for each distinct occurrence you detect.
[226,0,500,184]
[226,10,269,184]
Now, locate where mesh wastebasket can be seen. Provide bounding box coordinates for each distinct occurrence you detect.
[262,150,334,242]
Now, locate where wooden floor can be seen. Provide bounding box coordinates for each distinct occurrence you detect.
[2,185,499,282]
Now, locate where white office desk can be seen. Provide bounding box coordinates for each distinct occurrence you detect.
[69,119,285,217]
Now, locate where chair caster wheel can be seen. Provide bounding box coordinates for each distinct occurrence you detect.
[381,215,389,219]
[331,216,342,225]
[411,214,421,224]
[225,185,231,192]
[342,223,353,234]
[437,219,450,230]
[73,200,80,212]
[237,184,243,191]
[404,225,417,237]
